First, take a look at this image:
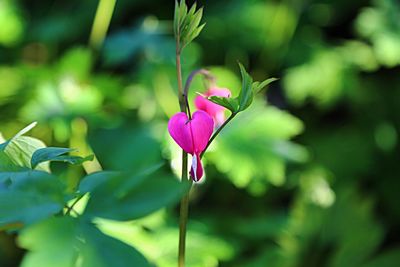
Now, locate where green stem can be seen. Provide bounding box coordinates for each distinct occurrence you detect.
[65,194,85,215]
[176,35,189,267]
[89,0,117,50]
[178,179,192,267]
[200,112,237,159]
[183,69,215,121]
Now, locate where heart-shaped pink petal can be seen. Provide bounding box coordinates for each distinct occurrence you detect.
[168,110,214,182]
[168,110,213,155]
[190,110,214,154]
[168,112,194,154]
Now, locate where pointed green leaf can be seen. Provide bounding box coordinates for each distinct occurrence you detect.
[31,147,74,169]
[174,0,204,50]
[253,78,278,94]
[237,63,254,112]
[31,147,93,169]
[208,95,239,113]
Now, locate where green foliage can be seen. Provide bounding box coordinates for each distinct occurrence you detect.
[97,212,235,267]
[174,0,205,51]
[0,124,188,265]
[0,171,65,229]
[0,1,25,46]
[207,101,306,193]
[1,0,400,266]
[81,170,188,221]
[208,63,277,113]
[31,147,93,169]
[18,217,151,267]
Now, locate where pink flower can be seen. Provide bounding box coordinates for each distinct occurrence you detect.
[168,110,214,182]
[194,87,231,126]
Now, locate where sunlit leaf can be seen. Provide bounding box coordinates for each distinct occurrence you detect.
[18,217,151,267]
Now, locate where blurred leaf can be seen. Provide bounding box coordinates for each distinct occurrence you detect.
[0,1,25,46]
[79,222,151,267]
[82,169,188,221]
[79,171,119,193]
[18,217,79,267]
[0,150,21,171]
[355,0,400,67]
[18,217,151,267]
[89,125,161,172]
[0,171,65,229]
[230,212,288,240]
[31,147,93,169]
[57,47,92,80]
[207,101,306,191]
[283,50,347,108]
[361,248,400,267]
[97,218,235,267]
[103,25,166,66]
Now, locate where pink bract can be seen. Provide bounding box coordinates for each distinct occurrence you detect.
[194,87,231,126]
[168,110,214,182]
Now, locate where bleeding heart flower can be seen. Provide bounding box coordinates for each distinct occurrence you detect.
[194,87,231,126]
[168,110,214,182]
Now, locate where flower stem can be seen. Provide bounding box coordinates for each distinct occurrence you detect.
[176,36,190,267]
[200,112,237,159]
[183,69,215,120]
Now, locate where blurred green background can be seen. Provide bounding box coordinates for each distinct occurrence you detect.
[1,0,400,266]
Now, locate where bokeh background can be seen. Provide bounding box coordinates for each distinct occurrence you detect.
[1,0,400,266]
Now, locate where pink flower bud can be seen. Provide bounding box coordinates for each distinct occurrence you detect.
[194,87,231,126]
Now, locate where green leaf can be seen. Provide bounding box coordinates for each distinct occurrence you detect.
[88,125,161,172]
[174,0,204,50]
[18,217,79,267]
[207,101,306,193]
[31,147,73,169]
[237,63,254,112]
[208,95,239,113]
[31,147,93,169]
[18,217,151,267]
[0,150,22,171]
[80,223,151,267]
[83,169,188,221]
[253,77,278,94]
[210,63,277,113]
[0,122,37,151]
[79,171,120,193]
[0,170,65,228]
[4,136,49,171]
